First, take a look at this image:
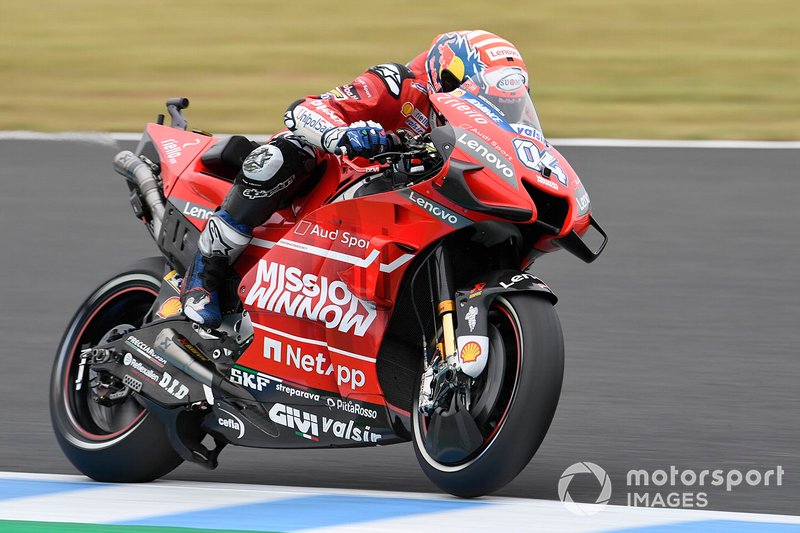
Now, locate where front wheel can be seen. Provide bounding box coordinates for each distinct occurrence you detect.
[413,293,564,497]
[50,257,183,482]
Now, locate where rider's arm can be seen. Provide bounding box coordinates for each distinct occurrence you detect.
[284,63,417,153]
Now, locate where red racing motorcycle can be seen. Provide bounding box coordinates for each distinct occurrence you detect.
[50,83,606,497]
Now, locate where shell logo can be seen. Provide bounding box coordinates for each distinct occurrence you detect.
[460,341,482,363]
[401,102,414,116]
[157,296,183,319]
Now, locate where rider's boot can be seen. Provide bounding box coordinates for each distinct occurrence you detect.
[180,210,252,328]
[181,135,316,328]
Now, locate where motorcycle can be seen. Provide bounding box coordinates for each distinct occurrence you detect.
[50,83,606,497]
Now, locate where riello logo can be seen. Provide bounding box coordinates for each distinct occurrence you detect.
[245,260,377,336]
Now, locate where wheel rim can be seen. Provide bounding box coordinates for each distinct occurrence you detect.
[414,296,523,471]
[60,277,158,442]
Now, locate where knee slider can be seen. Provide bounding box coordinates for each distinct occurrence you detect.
[242,144,284,184]
[224,137,318,227]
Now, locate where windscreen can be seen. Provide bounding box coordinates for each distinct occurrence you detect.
[456,66,544,140]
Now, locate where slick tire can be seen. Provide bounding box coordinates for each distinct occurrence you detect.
[50,257,183,482]
[413,294,564,497]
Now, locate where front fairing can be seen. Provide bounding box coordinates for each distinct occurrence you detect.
[429,90,592,239]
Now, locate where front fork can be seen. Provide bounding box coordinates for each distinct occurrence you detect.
[418,244,469,414]
[434,246,458,362]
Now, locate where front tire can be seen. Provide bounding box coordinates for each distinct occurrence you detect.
[50,257,183,482]
[413,294,564,497]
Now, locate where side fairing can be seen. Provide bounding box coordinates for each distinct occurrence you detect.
[234,184,462,406]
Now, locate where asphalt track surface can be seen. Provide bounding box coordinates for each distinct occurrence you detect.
[0,139,797,515]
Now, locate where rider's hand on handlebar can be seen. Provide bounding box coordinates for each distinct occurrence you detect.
[327,121,401,158]
[340,120,386,158]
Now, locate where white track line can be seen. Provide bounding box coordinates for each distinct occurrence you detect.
[0,480,292,524]
[1,472,799,532]
[1,131,799,149]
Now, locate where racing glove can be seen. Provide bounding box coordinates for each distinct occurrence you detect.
[322,120,388,158]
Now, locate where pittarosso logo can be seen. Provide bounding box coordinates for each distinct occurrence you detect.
[329,398,378,419]
[244,260,376,337]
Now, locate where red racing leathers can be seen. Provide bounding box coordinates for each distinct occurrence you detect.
[179,53,435,327]
[284,53,434,154]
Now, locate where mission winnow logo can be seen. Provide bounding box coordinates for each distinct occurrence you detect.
[245,260,376,336]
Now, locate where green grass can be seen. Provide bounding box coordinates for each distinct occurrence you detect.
[1,0,798,139]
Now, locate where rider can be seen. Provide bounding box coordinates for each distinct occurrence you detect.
[180,30,531,327]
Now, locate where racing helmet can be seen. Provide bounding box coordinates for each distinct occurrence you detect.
[476,66,533,125]
[425,30,528,94]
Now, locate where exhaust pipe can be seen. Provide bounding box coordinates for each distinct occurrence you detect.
[154,328,279,437]
[154,328,251,402]
[113,150,165,237]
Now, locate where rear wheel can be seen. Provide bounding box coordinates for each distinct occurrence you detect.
[50,257,182,482]
[413,294,564,497]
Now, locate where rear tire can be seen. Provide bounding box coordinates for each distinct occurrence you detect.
[413,293,564,497]
[50,257,183,482]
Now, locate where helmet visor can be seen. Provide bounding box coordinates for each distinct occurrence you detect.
[474,67,543,133]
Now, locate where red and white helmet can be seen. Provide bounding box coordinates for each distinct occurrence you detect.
[425,30,528,94]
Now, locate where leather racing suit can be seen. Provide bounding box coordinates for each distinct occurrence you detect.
[226,52,432,228]
[180,53,434,327]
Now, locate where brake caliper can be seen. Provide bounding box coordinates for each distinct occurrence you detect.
[418,348,469,415]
